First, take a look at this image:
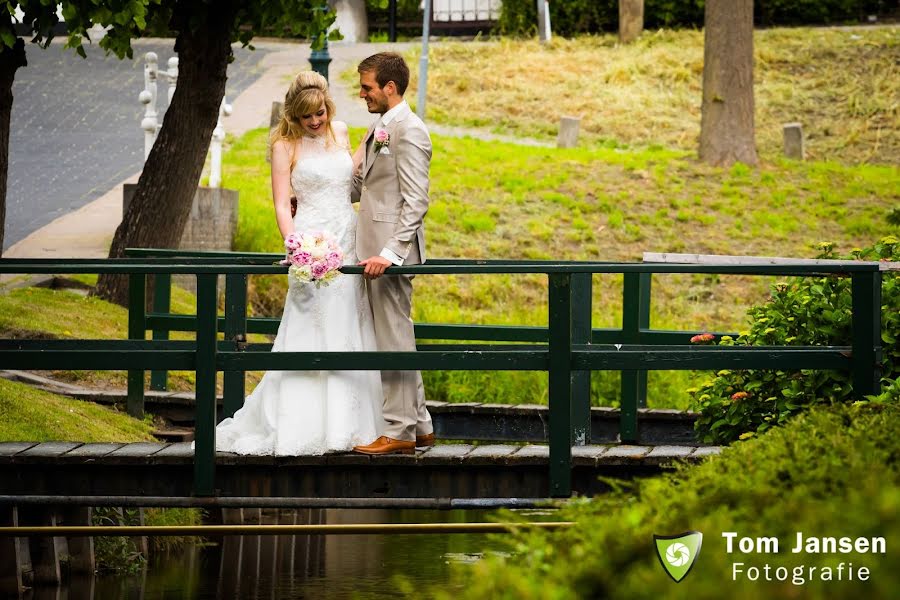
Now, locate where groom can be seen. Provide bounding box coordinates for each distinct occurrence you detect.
[351,52,434,456]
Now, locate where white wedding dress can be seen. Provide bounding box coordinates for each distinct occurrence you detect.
[214,135,384,455]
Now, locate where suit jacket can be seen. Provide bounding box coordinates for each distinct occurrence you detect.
[352,103,431,264]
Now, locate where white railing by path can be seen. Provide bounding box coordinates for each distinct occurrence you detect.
[139,53,178,161]
[138,52,231,188]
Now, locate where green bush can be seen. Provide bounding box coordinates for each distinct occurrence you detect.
[691,237,900,444]
[433,402,900,599]
[496,0,892,36]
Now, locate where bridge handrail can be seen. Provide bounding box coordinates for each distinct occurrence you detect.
[0,255,883,498]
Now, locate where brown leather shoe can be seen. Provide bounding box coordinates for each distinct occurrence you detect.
[352,436,415,455]
[415,433,435,448]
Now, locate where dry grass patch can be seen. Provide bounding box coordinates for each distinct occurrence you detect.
[406,27,899,164]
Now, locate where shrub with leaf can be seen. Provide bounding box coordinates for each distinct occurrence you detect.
[691,236,899,444]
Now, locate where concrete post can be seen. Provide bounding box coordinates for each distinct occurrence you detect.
[557,116,581,148]
[209,96,233,189]
[140,52,159,160]
[165,57,179,104]
[783,122,805,160]
[328,0,368,43]
[536,0,552,43]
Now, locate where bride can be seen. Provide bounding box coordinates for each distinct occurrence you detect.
[214,71,383,455]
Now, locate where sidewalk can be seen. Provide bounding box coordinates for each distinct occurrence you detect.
[4,40,549,261]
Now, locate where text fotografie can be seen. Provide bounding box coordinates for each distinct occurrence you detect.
[723,532,887,554]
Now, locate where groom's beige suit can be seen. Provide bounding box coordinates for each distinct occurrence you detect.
[352,100,433,442]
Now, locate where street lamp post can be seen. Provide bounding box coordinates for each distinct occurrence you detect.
[309,5,332,83]
[309,39,332,83]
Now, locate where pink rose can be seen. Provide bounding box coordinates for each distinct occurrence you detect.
[374,128,389,144]
[292,250,311,265]
[284,233,301,251]
[311,262,328,279]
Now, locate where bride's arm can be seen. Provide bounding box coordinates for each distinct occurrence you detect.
[271,139,295,240]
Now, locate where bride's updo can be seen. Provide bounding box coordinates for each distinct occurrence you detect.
[271,71,338,146]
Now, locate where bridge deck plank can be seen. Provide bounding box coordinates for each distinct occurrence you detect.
[643,445,696,466]
[62,443,125,458]
[509,445,549,462]
[18,442,82,457]
[417,444,474,464]
[464,445,522,465]
[0,442,38,456]
[154,443,194,458]
[571,445,612,466]
[599,445,653,465]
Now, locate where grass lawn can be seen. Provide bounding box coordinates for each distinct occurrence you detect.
[221,124,897,409]
[0,277,266,393]
[0,378,154,442]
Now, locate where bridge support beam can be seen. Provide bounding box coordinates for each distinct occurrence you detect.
[0,506,23,598]
[19,506,63,585]
[60,506,94,575]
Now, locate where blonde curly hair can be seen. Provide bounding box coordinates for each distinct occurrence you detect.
[270,71,337,147]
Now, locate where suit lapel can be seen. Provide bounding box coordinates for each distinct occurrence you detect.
[363,104,410,179]
[362,122,377,177]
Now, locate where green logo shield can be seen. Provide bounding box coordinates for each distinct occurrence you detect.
[654,531,703,582]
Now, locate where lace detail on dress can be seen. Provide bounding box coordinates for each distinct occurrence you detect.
[211,135,383,456]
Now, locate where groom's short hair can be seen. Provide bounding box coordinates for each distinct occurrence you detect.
[358,53,410,96]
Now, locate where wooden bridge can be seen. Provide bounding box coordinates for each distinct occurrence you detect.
[0,253,883,503]
[0,440,720,507]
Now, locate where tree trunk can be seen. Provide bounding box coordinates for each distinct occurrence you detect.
[0,37,27,257]
[618,0,644,44]
[95,2,237,305]
[698,0,758,167]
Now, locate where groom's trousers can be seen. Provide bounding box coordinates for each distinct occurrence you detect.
[366,274,433,441]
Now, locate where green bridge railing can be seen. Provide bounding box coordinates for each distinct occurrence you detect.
[0,254,883,498]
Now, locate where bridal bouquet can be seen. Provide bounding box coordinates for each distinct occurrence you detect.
[282,231,343,287]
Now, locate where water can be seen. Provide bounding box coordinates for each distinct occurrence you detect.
[35,508,556,599]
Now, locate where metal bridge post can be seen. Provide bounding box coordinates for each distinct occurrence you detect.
[571,273,592,445]
[851,269,882,398]
[620,272,650,442]
[150,274,171,391]
[222,274,248,419]
[548,273,573,497]
[126,274,146,418]
[194,274,219,497]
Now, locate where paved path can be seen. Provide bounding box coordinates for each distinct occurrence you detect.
[5,38,272,252]
[5,39,550,260]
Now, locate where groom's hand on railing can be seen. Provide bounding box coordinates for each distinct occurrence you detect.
[359,256,392,279]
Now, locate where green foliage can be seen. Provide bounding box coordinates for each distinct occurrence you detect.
[92,507,147,573]
[691,237,900,444]
[434,403,900,599]
[496,0,891,36]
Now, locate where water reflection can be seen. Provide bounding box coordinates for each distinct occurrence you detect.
[24,508,551,600]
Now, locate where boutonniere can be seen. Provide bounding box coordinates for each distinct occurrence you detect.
[373,128,390,153]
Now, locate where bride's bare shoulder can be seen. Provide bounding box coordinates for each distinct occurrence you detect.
[332,120,349,133]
